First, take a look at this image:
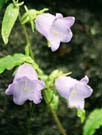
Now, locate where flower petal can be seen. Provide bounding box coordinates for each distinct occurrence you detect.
[48,35,60,51]
[75,82,93,98]
[68,94,84,109]
[6,77,45,105]
[56,13,63,18]
[60,28,72,42]
[55,76,77,99]
[14,63,38,81]
[5,83,14,95]
[67,81,93,109]
[35,13,55,37]
[64,17,75,27]
[23,79,45,104]
[80,75,89,84]
[49,18,73,44]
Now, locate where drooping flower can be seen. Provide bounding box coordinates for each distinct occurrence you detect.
[35,13,75,51]
[5,63,45,105]
[55,76,93,109]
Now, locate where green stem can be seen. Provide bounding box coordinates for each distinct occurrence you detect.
[44,90,68,135]
[19,14,34,59]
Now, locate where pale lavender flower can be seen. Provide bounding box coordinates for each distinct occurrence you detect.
[5,63,45,105]
[55,76,93,109]
[35,13,75,51]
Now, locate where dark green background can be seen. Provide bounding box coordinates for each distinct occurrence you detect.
[0,0,102,135]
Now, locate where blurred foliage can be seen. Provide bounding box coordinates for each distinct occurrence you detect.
[0,0,8,9]
[0,0,102,135]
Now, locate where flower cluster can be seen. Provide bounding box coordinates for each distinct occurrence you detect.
[5,63,93,109]
[5,13,93,109]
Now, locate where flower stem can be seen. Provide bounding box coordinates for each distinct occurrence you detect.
[19,14,34,59]
[44,90,68,135]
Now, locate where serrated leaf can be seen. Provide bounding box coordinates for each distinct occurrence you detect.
[0,53,33,73]
[77,109,85,123]
[83,109,102,135]
[1,3,19,44]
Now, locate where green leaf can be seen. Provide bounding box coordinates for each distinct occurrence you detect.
[83,109,102,135]
[1,3,19,44]
[0,53,33,73]
[77,109,85,123]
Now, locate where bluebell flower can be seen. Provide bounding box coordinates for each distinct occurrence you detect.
[35,13,75,51]
[55,76,93,109]
[5,63,45,105]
